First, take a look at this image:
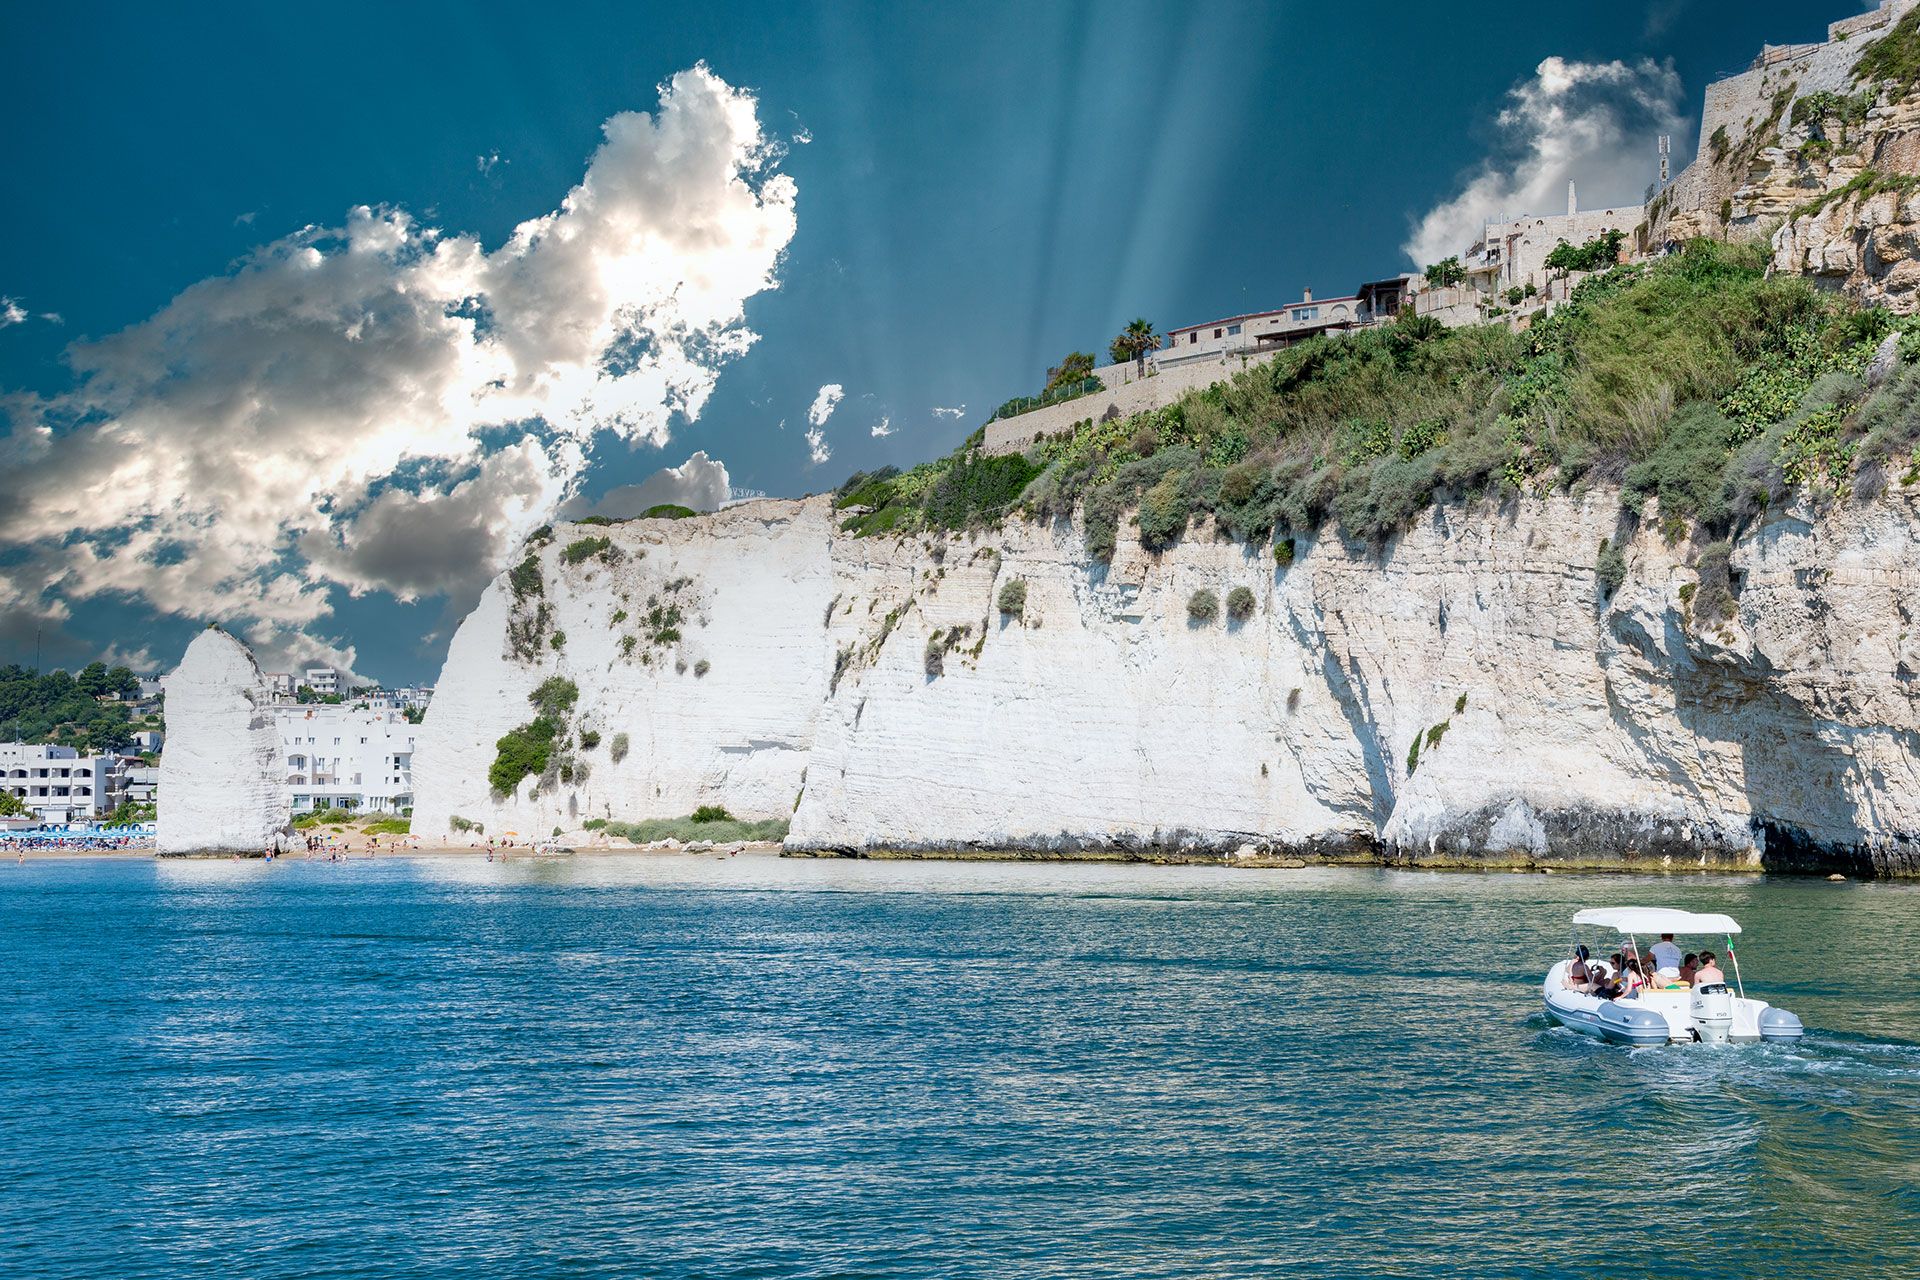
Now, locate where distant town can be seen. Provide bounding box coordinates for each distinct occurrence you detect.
[1,660,431,844]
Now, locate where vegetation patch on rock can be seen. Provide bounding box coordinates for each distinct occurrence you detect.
[596,813,790,844]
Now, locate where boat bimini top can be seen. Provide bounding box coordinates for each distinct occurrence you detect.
[1571,907,1741,936]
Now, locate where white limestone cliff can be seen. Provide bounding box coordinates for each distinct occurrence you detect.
[157,629,290,854]
[413,490,1920,875]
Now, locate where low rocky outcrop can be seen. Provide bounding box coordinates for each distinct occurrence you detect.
[157,628,290,855]
[411,490,1920,877]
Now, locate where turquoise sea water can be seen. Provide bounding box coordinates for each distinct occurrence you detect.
[3,855,1918,1279]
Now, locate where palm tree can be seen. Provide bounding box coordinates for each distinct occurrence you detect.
[1109,318,1161,373]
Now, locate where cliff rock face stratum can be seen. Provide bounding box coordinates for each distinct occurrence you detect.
[411,494,1920,875]
[158,629,290,854]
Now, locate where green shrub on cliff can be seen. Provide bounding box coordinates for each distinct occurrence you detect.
[508,553,543,600]
[997,578,1027,617]
[600,814,789,844]
[1595,540,1627,599]
[561,535,614,565]
[1226,586,1256,622]
[488,678,582,796]
[1187,589,1219,624]
[529,676,578,719]
[1855,10,1920,93]
[489,718,557,796]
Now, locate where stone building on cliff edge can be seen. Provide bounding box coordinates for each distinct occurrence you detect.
[1646,0,1920,310]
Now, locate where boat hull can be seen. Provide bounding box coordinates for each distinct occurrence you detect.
[1542,961,1805,1046]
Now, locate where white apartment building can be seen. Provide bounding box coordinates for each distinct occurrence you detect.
[0,743,127,823]
[124,765,159,805]
[273,704,416,814]
[363,686,433,713]
[302,665,343,696]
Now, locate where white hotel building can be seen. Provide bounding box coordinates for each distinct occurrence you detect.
[1,744,127,823]
[274,704,417,814]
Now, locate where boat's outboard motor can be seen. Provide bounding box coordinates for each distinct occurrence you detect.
[1758,1006,1805,1043]
[1691,983,1734,1044]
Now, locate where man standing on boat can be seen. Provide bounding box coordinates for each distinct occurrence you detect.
[1650,933,1683,973]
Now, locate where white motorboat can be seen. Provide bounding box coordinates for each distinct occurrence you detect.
[1542,907,1805,1047]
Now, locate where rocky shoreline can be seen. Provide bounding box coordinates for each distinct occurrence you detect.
[781,842,1784,876]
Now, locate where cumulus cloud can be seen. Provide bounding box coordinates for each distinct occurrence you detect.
[870,416,893,437]
[300,440,571,606]
[804,425,831,465]
[0,65,796,673]
[558,450,731,520]
[0,297,27,327]
[931,405,965,418]
[1404,56,1686,268]
[807,383,843,426]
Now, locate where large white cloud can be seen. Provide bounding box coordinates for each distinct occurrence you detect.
[1405,56,1686,268]
[0,65,796,673]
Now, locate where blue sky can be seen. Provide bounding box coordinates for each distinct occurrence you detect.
[0,0,1843,683]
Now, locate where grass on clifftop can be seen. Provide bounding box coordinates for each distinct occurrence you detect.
[834,239,1920,556]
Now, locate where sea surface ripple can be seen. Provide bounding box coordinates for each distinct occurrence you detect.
[3,855,1917,1278]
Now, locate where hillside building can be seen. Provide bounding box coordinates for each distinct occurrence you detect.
[273,704,417,814]
[1156,289,1375,367]
[1465,186,1643,294]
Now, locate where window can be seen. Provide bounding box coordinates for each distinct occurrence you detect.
[1213,328,1222,339]
[1226,324,1242,336]
[1293,307,1320,322]
[1188,332,1198,344]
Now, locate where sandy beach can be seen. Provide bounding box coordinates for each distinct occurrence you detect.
[5,839,789,861]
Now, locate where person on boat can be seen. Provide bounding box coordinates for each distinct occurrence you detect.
[1565,945,1594,991]
[1650,933,1683,972]
[1694,952,1727,987]
[1619,956,1648,998]
[1679,952,1699,985]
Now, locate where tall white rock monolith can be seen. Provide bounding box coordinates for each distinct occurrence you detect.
[158,629,290,854]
